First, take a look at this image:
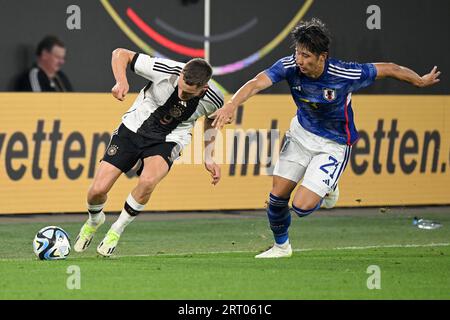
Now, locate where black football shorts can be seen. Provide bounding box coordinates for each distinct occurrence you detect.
[102,124,182,175]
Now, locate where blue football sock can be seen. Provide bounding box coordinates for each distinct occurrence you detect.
[267,193,291,245]
[291,199,323,218]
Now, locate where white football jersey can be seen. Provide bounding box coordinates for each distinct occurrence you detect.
[121,53,224,147]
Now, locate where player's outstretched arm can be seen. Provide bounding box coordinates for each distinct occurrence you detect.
[211,72,273,129]
[111,48,136,101]
[374,63,441,88]
[204,117,221,185]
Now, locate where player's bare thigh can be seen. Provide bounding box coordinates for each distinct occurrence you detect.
[88,161,123,203]
[131,155,170,204]
[272,175,322,209]
[271,175,297,199]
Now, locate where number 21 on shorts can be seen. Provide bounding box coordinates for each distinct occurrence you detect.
[319,156,339,179]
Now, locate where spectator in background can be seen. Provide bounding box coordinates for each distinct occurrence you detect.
[15,35,73,92]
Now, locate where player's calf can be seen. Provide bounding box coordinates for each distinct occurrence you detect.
[255,194,293,259]
[267,193,292,245]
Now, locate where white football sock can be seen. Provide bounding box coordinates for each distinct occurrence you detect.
[87,203,105,227]
[111,194,145,235]
[275,240,290,249]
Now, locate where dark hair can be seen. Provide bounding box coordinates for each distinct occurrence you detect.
[182,58,213,87]
[36,35,65,56]
[291,18,331,56]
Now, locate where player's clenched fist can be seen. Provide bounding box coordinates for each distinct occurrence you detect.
[112,82,129,101]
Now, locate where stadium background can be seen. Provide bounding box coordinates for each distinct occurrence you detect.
[0,0,449,214]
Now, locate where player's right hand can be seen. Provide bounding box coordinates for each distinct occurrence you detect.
[111,81,129,101]
[211,103,235,130]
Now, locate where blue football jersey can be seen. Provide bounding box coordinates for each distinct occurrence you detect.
[265,54,377,145]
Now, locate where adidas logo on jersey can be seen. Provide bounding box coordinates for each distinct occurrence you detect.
[292,86,302,92]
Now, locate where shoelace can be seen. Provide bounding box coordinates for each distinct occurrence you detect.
[80,224,96,237]
[105,231,120,244]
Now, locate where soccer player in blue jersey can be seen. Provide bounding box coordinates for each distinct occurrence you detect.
[212,18,441,258]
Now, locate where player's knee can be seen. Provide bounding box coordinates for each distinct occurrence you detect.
[270,188,292,200]
[88,183,109,200]
[138,175,160,192]
[291,200,321,218]
[292,199,319,212]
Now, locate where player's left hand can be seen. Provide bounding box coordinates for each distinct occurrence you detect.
[205,161,221,185]
[419,66,441,87]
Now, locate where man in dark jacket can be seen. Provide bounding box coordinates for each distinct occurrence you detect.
[15,35,73,92]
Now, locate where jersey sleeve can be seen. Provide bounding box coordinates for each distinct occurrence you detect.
[264,56,293,84]
[130,53,157,81]
[204,85,225,119]
[131,54,184,82]
[347,62,378,92]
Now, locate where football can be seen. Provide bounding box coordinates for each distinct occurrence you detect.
[33,226,71,260]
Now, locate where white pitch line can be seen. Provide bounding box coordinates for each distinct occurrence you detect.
[331,243,450,251]
[117,242,450,258]
[1,243,449,262]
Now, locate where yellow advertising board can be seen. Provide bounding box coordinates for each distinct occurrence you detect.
[0,93,449,214]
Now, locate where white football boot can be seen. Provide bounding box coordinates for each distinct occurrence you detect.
[97,229,121,257]
[74,212,105,252]
[321,185,340,209]
[255,242,292,259]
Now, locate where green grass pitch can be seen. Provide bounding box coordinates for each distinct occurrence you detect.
[0,209,449,299]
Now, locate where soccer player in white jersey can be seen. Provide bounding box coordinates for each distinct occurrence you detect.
[212,18,441,258]
[74,48,225,257]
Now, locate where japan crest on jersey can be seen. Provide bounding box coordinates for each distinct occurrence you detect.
[323,88,337,101]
